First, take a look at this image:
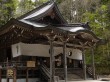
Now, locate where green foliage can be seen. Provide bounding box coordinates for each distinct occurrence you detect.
[56,0,63,4]
[15,0,48,17]
[0,0,48,26]
[0,0,18,26]
[100,0,110,4]
[39,0,47,2]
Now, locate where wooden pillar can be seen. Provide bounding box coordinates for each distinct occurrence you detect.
[49,39,55,82]
[60,36,69,82]
[91,47,95,79]
[26,69,28,82]
[46,33,56,82]
[0,69,1,82]
[82,49,86,80]
[7,78,9,82]
[13,68,16,82]
[6,58,9,82]
[63,41,67,82]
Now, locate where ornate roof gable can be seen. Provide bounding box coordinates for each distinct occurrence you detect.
[18,1,67,26]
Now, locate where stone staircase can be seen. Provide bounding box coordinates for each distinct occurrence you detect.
[55,68,83,81]
[40,64,84,82]
[67,74,83,81]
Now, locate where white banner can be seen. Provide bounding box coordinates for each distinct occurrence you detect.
[11,42,82,60]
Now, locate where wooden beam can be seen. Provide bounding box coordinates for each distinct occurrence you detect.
[53,41,89,48]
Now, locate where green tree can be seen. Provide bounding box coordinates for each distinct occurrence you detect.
[16,0,48,17]
[0,0,18,26]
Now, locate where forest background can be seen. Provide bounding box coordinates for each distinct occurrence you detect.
[0,0,110,75]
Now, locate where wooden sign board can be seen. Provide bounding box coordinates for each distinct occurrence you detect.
[27,61,35,67]
[7,68,14,78]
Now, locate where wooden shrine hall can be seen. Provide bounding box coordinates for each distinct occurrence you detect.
[0,1,102,82]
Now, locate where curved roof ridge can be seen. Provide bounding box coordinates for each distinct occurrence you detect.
[17,1,67,24]
[17,1,51,20]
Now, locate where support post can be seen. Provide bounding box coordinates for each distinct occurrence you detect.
[13,68,16,82]
[46,33,56,82]
[7,78,9,82]
[50,39,55,82]
[63,41,67,82]
[82,49,86,80]
[26,69,28,82]
[6,58,9,82]
[0,68,1,82]
[91,47,95,80]
[60,36,69,82]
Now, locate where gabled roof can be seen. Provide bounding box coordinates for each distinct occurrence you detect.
[18,1,67,26]
[0,18,100,44]
[0,1,103,48]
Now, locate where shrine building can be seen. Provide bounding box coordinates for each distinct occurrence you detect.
[0,1,102,82]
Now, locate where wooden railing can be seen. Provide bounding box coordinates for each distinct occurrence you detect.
[0,61,39,78]
[0,61,27,68]
[1,68,39,78]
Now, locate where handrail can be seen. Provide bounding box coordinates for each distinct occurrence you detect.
[40,64,50,78]
[42,64,50,73]
[86,65,93,77]
[40,64,61,82]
